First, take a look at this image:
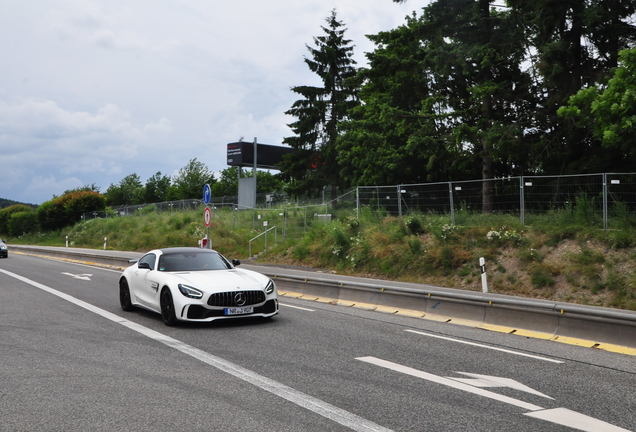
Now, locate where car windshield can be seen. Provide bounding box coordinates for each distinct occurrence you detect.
[158,252,232,272]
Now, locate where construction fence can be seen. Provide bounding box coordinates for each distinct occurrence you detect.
[84,173,636,241]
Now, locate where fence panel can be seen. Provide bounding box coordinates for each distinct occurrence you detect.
[522,174,604,227]
[451,178,521,217]
[606,173,636,229]
[357,186,401,216]
[400,182,451,215]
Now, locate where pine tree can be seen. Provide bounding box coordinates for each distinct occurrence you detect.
[280,10,359,199]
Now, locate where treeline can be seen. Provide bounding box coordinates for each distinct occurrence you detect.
[104,158,283,207]
[0,158,286,236]
[280,1,636,202]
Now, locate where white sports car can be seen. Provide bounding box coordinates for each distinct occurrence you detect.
[119,247,278,325]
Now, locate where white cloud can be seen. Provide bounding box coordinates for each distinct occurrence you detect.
[0,0,418,204]
[0,95,174,203]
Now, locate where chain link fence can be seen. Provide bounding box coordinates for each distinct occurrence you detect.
[356,173,636,230]
[84,173,636,240]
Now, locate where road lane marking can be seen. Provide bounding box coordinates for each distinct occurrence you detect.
[61,272,93,281]
[279,303,315,311]
[525,408,631,432]
[356,356,632,432]
[406,329,564,363]
[447,372,553,399]
[356,356,545,411]
[0,269,393,432]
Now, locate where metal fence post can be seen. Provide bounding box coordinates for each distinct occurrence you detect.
[397,185,402,217]
[448,182,455,225]
[603,173,608,230]
[520,176,525,225]
[356,187,360,219]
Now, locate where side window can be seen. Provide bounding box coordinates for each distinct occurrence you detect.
[138,253,156,270]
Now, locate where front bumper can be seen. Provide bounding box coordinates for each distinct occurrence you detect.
[180,299,278,321]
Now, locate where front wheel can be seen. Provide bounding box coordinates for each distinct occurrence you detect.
[160,288,178,326]
[119,279,135,311]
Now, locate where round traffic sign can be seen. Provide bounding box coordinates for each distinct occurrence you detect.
[203,184,211,205]
[204,207,211,227]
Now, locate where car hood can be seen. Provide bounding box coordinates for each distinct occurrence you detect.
[166,268,268,292]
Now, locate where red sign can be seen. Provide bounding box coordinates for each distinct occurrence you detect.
[204,207,211,227]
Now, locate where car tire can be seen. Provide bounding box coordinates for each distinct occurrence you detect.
[119,279,135,311]
[160,288,178,326]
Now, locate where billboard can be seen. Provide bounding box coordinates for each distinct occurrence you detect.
[227,142,294,169]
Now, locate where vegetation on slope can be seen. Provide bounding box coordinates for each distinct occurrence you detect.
[8,205,636,311]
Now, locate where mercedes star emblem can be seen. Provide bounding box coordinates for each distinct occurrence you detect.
[234,292,247,306]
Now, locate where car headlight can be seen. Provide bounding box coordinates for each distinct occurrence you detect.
[178,284,203,299]
[265,279,275,294]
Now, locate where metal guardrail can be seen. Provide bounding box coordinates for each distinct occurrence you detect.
[9,244,636,351]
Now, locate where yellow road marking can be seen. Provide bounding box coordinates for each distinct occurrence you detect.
[14,251,636,356]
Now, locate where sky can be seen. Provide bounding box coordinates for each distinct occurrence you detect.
[0,0,421,205]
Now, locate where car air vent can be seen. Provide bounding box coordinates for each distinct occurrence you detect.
[207,290,266,307]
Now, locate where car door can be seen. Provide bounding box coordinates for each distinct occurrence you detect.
[130,253,161,310]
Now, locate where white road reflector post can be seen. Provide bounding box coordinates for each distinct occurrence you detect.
[103,237,107,250]
[65,236,68,248]
[480,257,488,293]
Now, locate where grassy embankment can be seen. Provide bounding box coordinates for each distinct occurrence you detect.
[10,205,636,311]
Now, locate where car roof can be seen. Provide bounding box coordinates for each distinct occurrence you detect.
[157,247,218,255]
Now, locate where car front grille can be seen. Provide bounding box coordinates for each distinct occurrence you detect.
[187,300,278,320]
[207,290,266,307]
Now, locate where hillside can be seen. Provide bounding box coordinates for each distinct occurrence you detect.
[0,198,37,210]
[7,208,636,312]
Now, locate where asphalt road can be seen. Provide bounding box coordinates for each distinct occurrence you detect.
[1,253,635,431]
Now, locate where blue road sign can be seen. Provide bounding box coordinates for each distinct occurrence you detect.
[203,184,211,205]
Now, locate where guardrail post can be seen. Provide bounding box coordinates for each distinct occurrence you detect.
[480,257,488,293]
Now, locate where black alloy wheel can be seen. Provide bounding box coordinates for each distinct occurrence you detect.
[160,288,178,326]
[119,279,135,311]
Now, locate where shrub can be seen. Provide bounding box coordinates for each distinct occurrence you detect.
[0,204,33,235]
[8,211,38,236]
[37,191,107,230]
[405,215,425,235]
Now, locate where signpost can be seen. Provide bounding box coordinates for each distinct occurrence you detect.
[202,184,212,248]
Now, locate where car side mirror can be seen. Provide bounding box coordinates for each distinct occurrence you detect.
[138,262,151,270]
[232,259,241,267]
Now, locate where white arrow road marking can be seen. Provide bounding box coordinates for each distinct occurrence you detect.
[61,272,92,281]
[447,372,553,399]
[356,356,544,411]
[356,357,632,432]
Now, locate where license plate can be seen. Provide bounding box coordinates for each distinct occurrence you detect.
[225,306,254,316]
